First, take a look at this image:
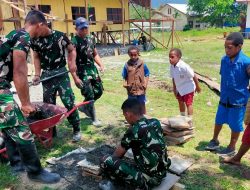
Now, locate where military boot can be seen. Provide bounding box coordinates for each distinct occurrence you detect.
[18,143,60,183]
[3,132,25,172]
[88,103,101,126]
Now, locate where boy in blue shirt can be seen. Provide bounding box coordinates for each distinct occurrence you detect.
[122,46,150,114]
[205,32,250,156]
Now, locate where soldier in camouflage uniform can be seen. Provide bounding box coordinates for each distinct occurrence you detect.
[0,10,60,183]
[31,24,81,141]
[100,98,171,190]
[71,17,104,126]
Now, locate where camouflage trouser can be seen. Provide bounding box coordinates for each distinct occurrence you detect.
[0,89,34,145]
[42,74,80,130]
[100,155,164,189]
[80,78,103,101]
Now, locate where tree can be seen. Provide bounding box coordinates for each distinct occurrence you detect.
[188,0,246,27]
[129,4,150,19]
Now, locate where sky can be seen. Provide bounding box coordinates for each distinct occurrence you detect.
[152,0,188,8]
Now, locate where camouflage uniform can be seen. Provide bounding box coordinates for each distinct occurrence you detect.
[0,29,34,144]
[100,118,171,189]
[71,35,103,101]
[31,30,80,131]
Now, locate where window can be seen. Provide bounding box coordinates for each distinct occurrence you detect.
[71,7,96,25]
[107,8,122,24]
[167,8,172,15]
[188,21,193,28]
[31,5,51,14]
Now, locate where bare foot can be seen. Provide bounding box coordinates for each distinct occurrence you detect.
[222,157,241,166]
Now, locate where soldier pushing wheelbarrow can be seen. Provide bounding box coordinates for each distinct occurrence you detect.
[0,10,60,183]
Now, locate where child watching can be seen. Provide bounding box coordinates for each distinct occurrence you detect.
[169,48,201,118]
[122,46,150,114]
[205,32,250,156]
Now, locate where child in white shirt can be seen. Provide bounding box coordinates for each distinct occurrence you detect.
[169,48,201,117]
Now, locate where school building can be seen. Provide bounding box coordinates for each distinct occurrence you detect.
[0,0,130,38]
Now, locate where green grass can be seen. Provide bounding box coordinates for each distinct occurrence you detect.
[1,27,250,189]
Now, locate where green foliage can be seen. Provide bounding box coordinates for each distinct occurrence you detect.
[188,0,247,27]
[129,4,149,19]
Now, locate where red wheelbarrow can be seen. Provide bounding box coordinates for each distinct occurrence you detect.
[28,100,93,148]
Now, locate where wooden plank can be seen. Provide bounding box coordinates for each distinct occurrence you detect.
[195,72,220,95]
[153,173,180,190]
[168,156,194,175]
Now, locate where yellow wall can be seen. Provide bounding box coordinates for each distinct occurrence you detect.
[0,0,129,35]
[0,3,15,35]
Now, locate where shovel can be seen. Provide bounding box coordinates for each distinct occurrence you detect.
[29,70,69,86]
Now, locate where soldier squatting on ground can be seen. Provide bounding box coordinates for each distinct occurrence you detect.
[100,98,171,190]
[0,10,60,183]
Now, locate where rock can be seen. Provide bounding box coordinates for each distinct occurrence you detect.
[153,173,180,190]
[169,156,194,175]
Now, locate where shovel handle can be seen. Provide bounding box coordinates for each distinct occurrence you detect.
[60,100,94,121]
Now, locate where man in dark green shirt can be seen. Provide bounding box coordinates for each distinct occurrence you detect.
[0,10,60,183]
[100,98,171,189]
[31,26,81,141]
[71,17,104,126]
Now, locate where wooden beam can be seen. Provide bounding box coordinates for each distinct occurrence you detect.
[132,22,167,49]
[149,0,152,42]
[11,0,22,29]
[85,0,88,21]
[23,0,27,15]
[35,0,38,10]
[126,18,174,22]
[121,0,125,47]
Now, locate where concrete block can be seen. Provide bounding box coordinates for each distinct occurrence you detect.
[169,156,194,175]
[153,173,180,190]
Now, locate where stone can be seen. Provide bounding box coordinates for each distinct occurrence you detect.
[153,173,180,190]
[168,156,194,175]
[170,183,186,190]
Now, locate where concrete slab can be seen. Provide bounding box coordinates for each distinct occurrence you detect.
[153,173,180,190]
[169,156,194,175]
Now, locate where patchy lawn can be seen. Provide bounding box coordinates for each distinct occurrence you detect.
[1,27,250,190]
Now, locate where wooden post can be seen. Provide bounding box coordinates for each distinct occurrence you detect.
[11,0,21,30]
[65,14,69,36]
[149,0,152,42]
[35,0,39,10]
[0,4,3,34]
[85,0,88,21]
[121,0,125,47]
[23,0,27,15]
[171,20,174,48]
[162,16,164,46]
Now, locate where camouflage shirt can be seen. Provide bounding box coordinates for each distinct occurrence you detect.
[0,29,31,88]
[72,35,99,80]
[121,117,171,177]
[31,30,71,71]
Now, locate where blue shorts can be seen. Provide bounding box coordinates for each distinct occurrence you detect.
[128,95,146,104]
[215,104,246,132]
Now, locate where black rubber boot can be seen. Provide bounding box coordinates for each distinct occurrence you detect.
[78,103,91,117]
[89,103,101,126]
[3,131,25,172]
[52,126,57,137]
[18,143,60,183]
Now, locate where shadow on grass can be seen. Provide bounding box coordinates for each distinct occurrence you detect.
[195,141,225,152]
[180,165,246,190]
[219,161,250,180]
